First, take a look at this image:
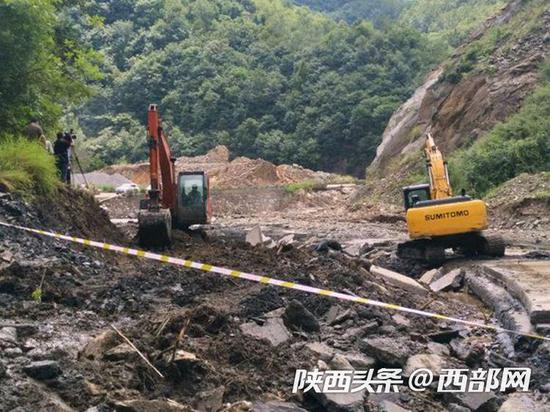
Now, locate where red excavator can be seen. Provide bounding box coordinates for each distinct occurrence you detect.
[138,104,211,247]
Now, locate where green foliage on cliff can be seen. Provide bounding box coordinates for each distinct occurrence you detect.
[449,69,550,197]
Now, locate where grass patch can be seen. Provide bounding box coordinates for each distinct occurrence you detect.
[95,184,116,192]
[0,136,59,197]
[284,180,326,193]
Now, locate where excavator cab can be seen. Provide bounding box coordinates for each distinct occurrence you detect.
[403,184,430,210]
[175,171,211,227]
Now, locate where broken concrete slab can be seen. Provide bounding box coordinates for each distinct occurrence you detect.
[360,337,416,366]
[370,265,428,296]
[403,354,446,377]
[0,327,17,345]
[478,260,550,324]
[240,317,291,346]
[419,269,439,285]
[429,269,463,292]
[246,225,275,248]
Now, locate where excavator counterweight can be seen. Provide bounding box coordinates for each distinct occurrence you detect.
[138,105,211,248]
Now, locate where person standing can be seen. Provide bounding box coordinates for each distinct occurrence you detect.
[53,132,71,183]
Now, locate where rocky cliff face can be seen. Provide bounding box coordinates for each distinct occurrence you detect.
[368,0,550,178]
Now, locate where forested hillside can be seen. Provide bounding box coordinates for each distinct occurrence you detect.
[74,0,441,175]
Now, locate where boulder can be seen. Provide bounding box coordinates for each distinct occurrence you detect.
[283,300,320,332]
[23,360,61,380]
[446,392,497,411]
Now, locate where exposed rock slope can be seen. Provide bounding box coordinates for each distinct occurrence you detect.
[369,0,550,179]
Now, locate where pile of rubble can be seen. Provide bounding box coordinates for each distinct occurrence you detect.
[487,172,549,232]
[1,188,549,411]
[101,146,334,189]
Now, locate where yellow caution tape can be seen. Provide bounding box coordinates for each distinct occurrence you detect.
[0,220,548,342]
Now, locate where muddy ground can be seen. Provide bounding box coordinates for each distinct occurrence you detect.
[1,188,549,411]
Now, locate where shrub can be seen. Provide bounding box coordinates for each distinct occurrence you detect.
[0,136,59,197]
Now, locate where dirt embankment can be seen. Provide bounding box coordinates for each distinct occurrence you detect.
[101,145,333,189]
[487,172,550,232]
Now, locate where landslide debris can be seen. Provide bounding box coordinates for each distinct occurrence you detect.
[486,172,550,232]
[100,145,333,189]
[1,187,549,411]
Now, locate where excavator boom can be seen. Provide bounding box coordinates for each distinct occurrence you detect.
[424,133,452,199]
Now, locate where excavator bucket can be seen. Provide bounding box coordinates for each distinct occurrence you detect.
[138,208,172,248]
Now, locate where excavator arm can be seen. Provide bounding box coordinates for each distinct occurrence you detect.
[424,133,452,200]
[138,105,177,247]
[147,104,176,210]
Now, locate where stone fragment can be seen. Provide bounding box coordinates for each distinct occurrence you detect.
[195,386,225,412]
[80,330,118,360]
[370,266,428,296]
[251,401,307,412]
[344,352,376,369]
[498,394,544,412]
[23,360,61,380]
[114,399,193,412]
[379,400,410,412]
[360,337,414,366]
[430,269,463,292]
[283,300,320,332]
[427,342,450,356]
[0,327,17,344]
[419,269,438,285]
[404,354,446,377]
[104,343,136,361]
[305,342,334,361]
[240,317,291,346]
[329,354,354,370]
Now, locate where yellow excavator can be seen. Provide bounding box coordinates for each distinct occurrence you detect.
[398,134,505,263]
